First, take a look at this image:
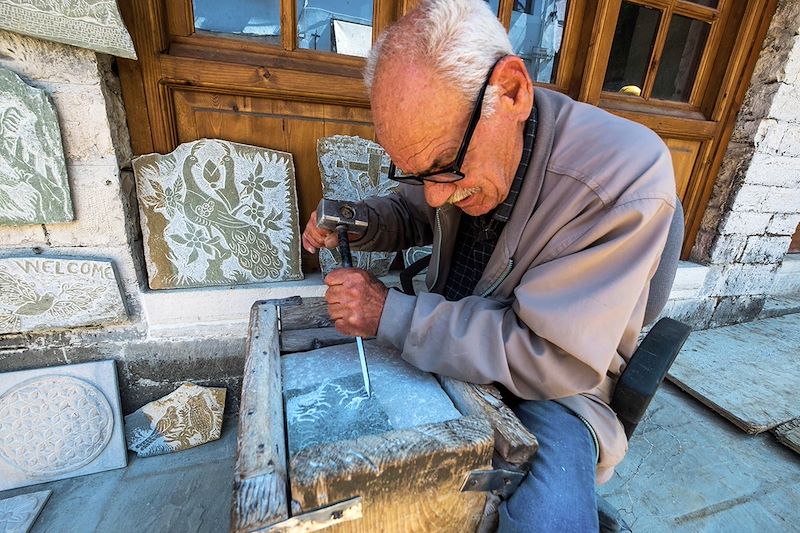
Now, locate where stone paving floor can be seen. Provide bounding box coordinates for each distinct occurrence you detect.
[2,317,798,532]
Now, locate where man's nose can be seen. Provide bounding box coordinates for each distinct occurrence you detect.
[423,181,456,208]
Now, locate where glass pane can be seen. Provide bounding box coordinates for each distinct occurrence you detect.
[508,1,570,84]
[193,0,280,43]
[602,2,661,95]
[297,0,373,57]
[652,15,710,101]
[685,0,718,7]
[485,0,501,15]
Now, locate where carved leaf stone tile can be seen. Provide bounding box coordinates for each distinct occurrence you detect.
[0,490,51,533]
[0,0,136,59]
[316,135,398,276]
[0,360,127,491]
[133,139,303,289]
[0,256,127,334]
[124,383,226,458]
[0,67,73,226]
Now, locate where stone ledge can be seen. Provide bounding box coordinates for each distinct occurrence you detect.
[670,261,708,299]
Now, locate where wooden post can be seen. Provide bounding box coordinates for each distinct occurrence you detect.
[231,303,288,532]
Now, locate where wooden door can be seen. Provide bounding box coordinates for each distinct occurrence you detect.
[577,0,777,256]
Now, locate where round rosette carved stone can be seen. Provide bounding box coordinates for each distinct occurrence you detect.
[0,375,114,476]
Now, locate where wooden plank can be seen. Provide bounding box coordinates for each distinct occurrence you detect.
[232,303,288,532]
[667,314,800,434]
[773,418,800,455]
[289,415,493,533]
[280,327,354,353]
[438,376,538,469]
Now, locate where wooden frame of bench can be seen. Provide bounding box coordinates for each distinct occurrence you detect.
[231,296,538,533]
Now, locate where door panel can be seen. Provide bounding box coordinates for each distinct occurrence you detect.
[664,138,702,200]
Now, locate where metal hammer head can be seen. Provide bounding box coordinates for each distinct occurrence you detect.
[316,199,368,234]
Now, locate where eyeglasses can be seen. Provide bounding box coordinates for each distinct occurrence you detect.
[387,58,502,185]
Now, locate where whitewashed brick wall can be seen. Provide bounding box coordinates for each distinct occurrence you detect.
[688,0,800,328]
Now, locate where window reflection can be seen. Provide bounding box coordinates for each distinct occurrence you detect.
[652,16,710,101]
[509,1,569,85]
[193,0,281,43]
[602,2,661,94]
[297,0,373,57]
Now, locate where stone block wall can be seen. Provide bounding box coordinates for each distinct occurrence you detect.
[690,0,800,328]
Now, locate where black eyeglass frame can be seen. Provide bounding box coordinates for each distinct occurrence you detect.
[387,58,504,185]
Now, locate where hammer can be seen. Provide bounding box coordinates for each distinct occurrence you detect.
[316,199,371,396]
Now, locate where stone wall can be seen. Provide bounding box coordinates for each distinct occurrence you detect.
[688,0,800,328]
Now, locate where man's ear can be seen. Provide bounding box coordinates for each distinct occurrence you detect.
[491,56,534,121]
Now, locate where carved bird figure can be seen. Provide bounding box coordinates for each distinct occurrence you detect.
[185,393,216,441]
[138,405,180,450]
[0,269,105,322]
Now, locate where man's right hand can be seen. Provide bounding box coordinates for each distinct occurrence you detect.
[302,210,338,253]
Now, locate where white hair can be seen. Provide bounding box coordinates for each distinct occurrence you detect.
[364,0,514,114]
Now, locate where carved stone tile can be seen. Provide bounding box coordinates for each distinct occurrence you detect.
[0,0,136,59]
[124,383,226,458]
[0,256,127,334]
[133,139,303,289]
[0,67,73,226]
[282,340,461,455]
[0,490,51,533]
[0,360,127,491]
[316,135,398,276]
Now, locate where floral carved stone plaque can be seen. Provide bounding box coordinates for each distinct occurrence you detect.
[316,135,398,277]
[0,0,136,59]
[0,67,73,226]
[0,360,126,491]
[133,139,303,289]
[0,256,127,334]
[0,490,51,533]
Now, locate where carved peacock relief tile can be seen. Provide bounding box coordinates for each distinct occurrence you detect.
[316,135,398,277]
[0,66,73,226]
[0,360,126,491]
[0,0,136,59]
[133,139,303,289]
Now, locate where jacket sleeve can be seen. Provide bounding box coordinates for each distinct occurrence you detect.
[350,183,435,253]
[376,196,675,400]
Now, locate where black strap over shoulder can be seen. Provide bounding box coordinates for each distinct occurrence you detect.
[399,254,432,295]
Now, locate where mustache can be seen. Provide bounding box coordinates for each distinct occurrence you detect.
[446,187,481,204]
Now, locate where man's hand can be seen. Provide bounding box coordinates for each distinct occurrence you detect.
[302,210,337,253]
[325,268,389,337]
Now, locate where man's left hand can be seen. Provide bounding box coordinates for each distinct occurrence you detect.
[324,268,388,337]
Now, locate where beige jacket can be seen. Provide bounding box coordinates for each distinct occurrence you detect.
[354,88,676,482]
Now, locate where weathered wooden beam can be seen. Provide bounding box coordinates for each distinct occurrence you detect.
[231,303,288,532]
[252,296,333,331]
[438,376,538,470]
[279,327,354,353]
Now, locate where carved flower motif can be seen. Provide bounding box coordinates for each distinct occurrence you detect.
[169,227,220,264]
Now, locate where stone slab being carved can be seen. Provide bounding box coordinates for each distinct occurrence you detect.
[0,0,136,59]
[133,139,303,289]
[0,256,126,332]
[0,67,73,226]
[0,490,51,533]
[316,135,398,277]
[0,256,127,334]
[124,383,226,458]
[0,360,127,491]
[282,340,461,456]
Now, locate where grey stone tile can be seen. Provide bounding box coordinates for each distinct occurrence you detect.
[0,67,72,226]
[0,490,50,533]
[0,360,127,491]
[316,135,398,276]
[0,256,127,334]
[133,139,303,289]
[0,1,136,59]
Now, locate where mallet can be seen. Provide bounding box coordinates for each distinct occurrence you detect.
[316,199,371,396]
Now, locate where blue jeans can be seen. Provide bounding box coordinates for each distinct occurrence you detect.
[498,399,599,533]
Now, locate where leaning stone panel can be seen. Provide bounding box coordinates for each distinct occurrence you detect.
[0,360,127,491]
[316,135,398,276]
[0,66,73,226]
[0,256,127,334]
[133,139,303,289]
[0,490,51,533]
[0,0,136,59]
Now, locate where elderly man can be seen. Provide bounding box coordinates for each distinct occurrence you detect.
[303,0,676,530]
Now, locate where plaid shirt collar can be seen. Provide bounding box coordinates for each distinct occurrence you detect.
[492,103,538,222]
